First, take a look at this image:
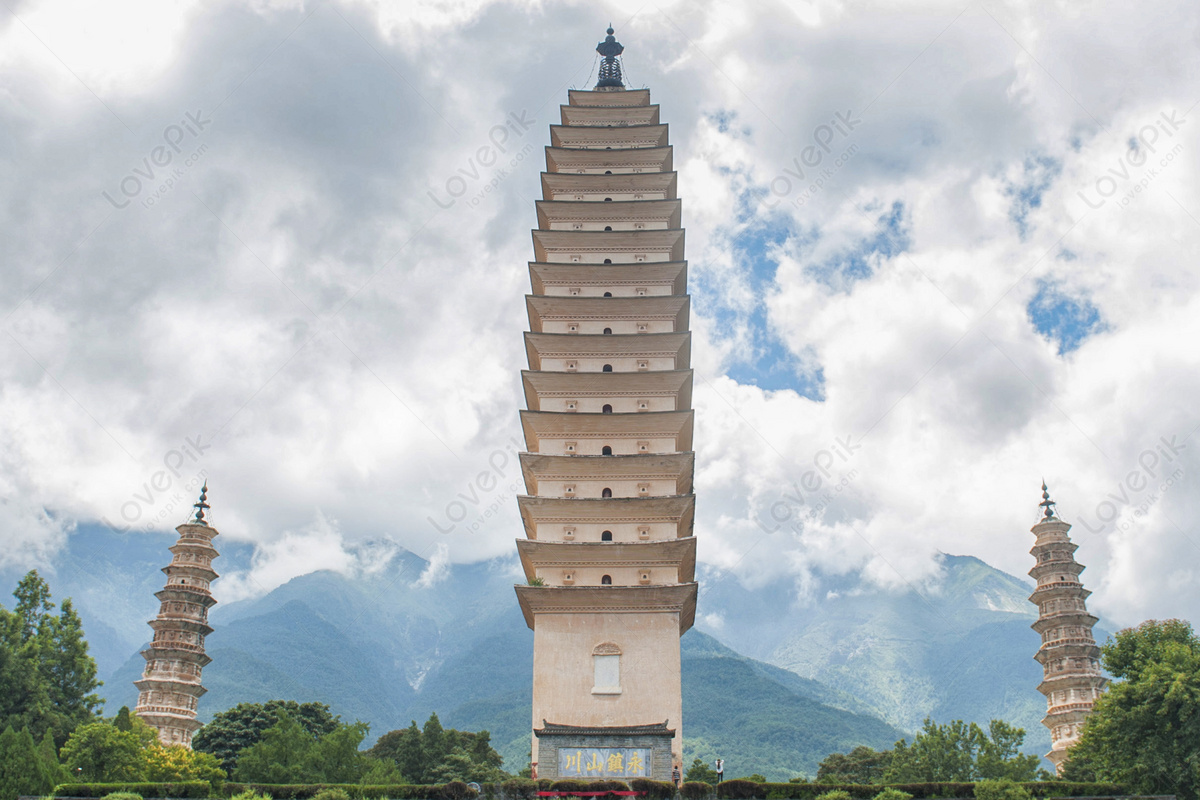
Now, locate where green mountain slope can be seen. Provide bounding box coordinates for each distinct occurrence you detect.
[695,554,1108,757]
[6,529,1087,775]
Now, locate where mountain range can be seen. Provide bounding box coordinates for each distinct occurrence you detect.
[1,525,1095,778]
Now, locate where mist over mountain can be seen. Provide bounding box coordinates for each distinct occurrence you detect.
[1,526,1080,776]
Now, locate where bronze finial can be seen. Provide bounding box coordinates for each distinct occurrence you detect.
[193,482,211,524]
[1038,480,1057,519]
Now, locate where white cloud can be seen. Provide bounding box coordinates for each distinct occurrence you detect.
[0,0,1198,629]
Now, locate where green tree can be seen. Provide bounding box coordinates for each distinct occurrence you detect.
[13,572,54,642]
[233,713,317,783]
[60,722,146,781]
[0,572,102,747]
[684,758,718,784]
[36,729,66,789]
[886,719,976,782]
[192,700,339,774]
[816,746,893,784]
[1063,619,1200,800]
[974,721,1041,781]
[422,712,449,778]
[0,727,45,800]
[369,721,424,782]
[305,721,370,783]
[144,743,226,784]
[367,715,508,784]
[114,706,133,732]
[884,718,1040,782]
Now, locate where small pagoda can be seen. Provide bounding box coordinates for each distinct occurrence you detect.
[1028,483,1107,773]
[134,483,220,747]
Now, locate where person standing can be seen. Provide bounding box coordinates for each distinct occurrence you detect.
[715,758,724,784]
[672,763,681,788]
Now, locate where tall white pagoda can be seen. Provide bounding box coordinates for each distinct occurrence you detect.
[513,27,698,781]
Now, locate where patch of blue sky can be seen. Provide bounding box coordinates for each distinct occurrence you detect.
[1004,154,1062,239]
[695,200,825,397]
[1027,278,1106,355]
[804,200,910,290]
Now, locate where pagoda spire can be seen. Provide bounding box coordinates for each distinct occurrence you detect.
[1027,484,1106,774]
[595,25,625,90]
[133,483,220,747]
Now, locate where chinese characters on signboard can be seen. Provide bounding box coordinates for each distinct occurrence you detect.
[558,747,651,778]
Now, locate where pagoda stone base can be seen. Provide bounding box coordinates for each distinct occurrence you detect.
[534,722,674,781]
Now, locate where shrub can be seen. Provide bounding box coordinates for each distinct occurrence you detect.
[311,791,352,800]
[974,781,1031,800]
[104,794,143,800]
[871,790,912,800]
[502,778,539,800]
[550,780,590,793]
[230,792,272,800]
[681,782,714,800]
[591,780,631,792]
[717,779,760,800]
[630,779,676,800]
[439,781,478,800]
[814,792,853,800]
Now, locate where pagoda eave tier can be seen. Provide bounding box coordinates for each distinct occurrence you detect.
[516,538,697,583]
[567,88,651,107]
[148,618,213,636]
[160,564,218,581]
[524,331,691,369]
[1034,643,1100,664]
[559,104,660,126]
[133,678,208,697]
[522,369,693,410]
[135,711,204,732]
[1029,584,1092,602]
[520,452,695,495]
[169,540,218,556]
[520,410,694,452]
[549,124,669,149]
[517,495,695,539]
[526,295,689,332]
[536,199,683,229]
[1037,675,1109,694]
[1029,560,1084,576]
[154,587,217,606]
[142,646,213,667]
[1031,612,1100,633]
[541,172,677,200]
[514,582,697,632]
[532,229,685,262]
[529,262,687,295]
[545,146,672,174]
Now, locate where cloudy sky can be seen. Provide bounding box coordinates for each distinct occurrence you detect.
[2,0,1198,628]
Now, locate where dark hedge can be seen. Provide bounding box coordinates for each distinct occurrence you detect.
[717,783,1128,800]
[51,782,212,799]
